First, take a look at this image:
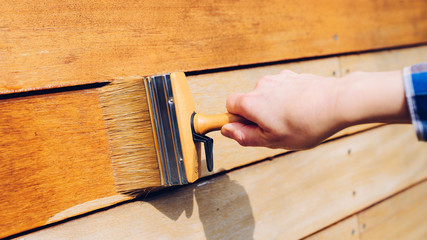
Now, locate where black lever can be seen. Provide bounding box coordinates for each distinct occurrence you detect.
[191,112,214,172]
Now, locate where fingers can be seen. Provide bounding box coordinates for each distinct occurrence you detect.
[226,92,259,123]
[226,92,245,113]
[221,122,266,147]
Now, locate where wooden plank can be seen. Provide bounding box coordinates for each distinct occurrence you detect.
[0,89,128,238]
[1,0,427,93]
[339,45,427,74]
[1,45,426,238]
[303,216,359,240]
[16,125,427,240]
[304,179,427,240]
[358,180,427,240]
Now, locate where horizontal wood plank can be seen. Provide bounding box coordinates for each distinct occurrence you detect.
[358,180,427,240]
[339,45,427,74]
[303,179,427,240]
[15,125,427,240]
[1,0,427,93]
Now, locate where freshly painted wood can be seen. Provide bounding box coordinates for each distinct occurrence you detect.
[1,0,427,93]
[0,89,123,238]
[303,216,359,240]
[16,125,427,240]
[358,180,427,240]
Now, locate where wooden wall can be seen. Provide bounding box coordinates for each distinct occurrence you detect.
[8,45,427,240]
[1,0,427,239]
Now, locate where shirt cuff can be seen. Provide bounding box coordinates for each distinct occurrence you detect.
[403,63,427,141]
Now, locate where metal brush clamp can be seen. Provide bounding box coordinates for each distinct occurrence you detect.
[190,112,214,172]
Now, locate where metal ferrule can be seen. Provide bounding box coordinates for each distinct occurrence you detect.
[144,74,188,186]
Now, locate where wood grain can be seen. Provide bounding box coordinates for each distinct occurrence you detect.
[358,180,427,240]
[304,179,427,240]
[0,89,122,238]
[15,125,427,240]
[1,0,427,93]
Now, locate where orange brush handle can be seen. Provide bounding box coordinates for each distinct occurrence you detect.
[193,113,247,135]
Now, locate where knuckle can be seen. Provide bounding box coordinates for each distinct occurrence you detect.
[226,93,243,111]
[280,69,296,76]
[257,75,278,88]
[257,76,272,87]
[237,95,253,111]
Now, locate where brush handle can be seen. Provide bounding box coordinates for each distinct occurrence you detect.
[193,113,247,135]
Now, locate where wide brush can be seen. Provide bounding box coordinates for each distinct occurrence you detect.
[99,72,245,193]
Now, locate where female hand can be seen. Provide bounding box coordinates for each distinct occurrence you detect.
[221,70,409,150]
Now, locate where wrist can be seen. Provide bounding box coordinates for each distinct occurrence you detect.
[336,71,410,127]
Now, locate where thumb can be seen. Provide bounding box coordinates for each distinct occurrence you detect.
[221,122,265,147]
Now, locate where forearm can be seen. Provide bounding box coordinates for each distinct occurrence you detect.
[336,71,411,127]
[223,69,415,150]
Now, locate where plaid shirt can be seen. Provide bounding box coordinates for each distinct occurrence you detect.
[403,62,427,141]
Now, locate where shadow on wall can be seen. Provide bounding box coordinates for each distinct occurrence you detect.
[147,174,255,240]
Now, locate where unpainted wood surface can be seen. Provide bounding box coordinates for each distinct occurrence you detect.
[0,89,122,238]
[303,180,427,240]
[339,45,427,74]
[2,46,427,238]
[1,0,427,93]
[303,216,359,240]
[16,125,427,240]
[358,180,427,240]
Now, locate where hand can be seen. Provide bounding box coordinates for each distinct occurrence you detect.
[221,70,409,150]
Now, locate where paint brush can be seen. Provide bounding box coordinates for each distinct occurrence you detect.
[98,72,245,193]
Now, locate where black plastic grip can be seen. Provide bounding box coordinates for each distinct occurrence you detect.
[191,112,214,172]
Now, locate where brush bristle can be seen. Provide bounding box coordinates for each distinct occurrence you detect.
[98,78,161,193]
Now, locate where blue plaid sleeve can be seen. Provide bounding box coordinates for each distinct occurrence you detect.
[403,62,427,141]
